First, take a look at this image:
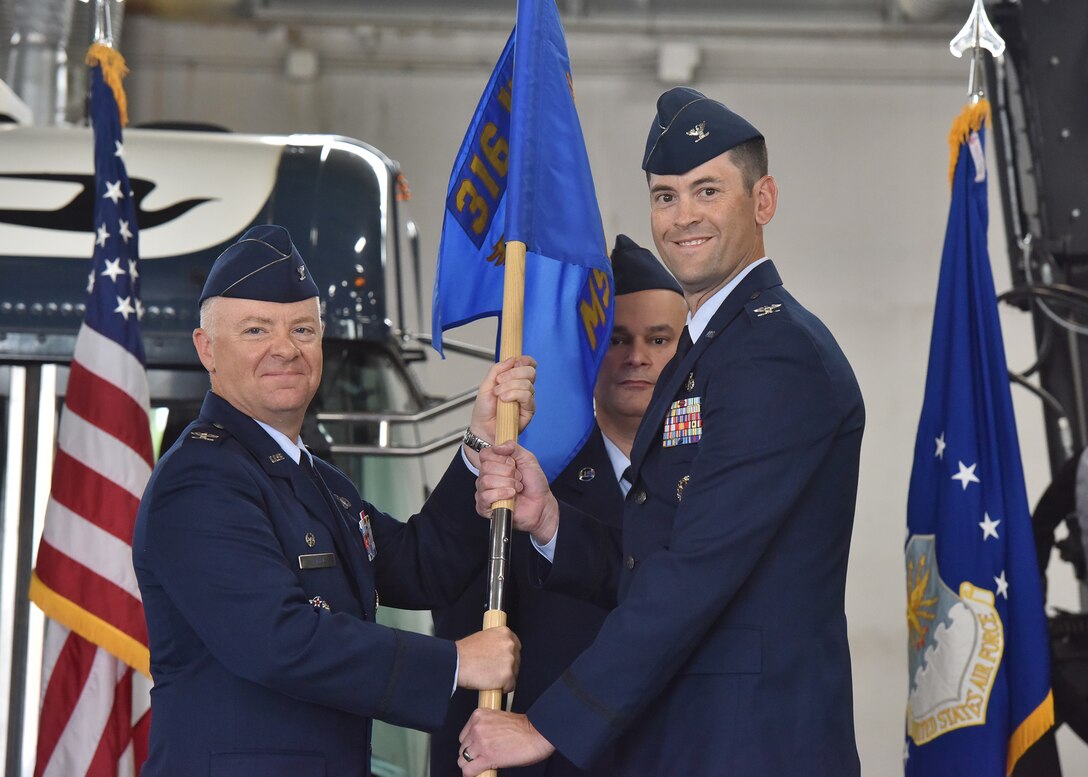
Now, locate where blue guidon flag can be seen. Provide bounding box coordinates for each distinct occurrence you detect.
[431,0,612,480]
[904,100,1054,776]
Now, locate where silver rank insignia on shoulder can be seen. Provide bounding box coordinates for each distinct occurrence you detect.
[754,303,782,317]
[298,265,307,281]
[337,495,351,509]
[685,372,696,392]
[578,467,595,482]
[268,452,286,463]
[190,431,219,442]
[686,121,709,142]
[676,475,691,502]
[305,532,316,548]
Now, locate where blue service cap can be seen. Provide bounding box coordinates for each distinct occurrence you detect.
[611,234,682,297]
[198,225,319,306]
[642,87,763,176]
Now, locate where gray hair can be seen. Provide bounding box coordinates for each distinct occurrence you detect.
[198,296,220,332]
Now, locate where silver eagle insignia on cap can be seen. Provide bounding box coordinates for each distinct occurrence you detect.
[686,121,710,143]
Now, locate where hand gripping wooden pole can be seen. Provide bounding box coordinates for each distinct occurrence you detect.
[477,240,525,777]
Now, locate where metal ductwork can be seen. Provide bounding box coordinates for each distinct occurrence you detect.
[6,0,75,125]
[897,0,963,23]
[4,0,125,126]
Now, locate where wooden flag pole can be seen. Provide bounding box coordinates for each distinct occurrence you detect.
[477,239,526,777]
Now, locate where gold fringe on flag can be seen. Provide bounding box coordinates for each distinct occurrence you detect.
[947,99,990,188]
[85,42,130,127]
[29,572,151,678]
[1006,689,1055,776]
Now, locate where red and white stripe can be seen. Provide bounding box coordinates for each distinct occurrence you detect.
[32,321,153,775]
[35,626,151,777]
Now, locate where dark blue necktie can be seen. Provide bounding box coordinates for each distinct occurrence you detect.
[676,326,693,358]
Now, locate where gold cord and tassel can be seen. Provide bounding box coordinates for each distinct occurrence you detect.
[85,42,130,127]
[946,99,990,188]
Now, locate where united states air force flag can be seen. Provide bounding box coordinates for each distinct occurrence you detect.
[905,100,1054,776]
[431,0,612,480]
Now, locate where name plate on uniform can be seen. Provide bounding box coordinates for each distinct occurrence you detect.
[298,553,337,570]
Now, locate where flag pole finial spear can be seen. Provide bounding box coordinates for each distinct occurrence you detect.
[86,0,130,127]
[949,0,1005,104]
[92,0,117,49]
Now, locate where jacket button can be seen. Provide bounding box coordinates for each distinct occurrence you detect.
[634,490,647,505]
[625,556,636,570]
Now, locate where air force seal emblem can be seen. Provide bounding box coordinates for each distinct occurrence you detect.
[905,535,1004,746]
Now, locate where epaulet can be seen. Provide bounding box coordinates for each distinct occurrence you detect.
[185,423,230,445]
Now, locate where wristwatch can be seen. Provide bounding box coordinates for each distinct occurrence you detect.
[462,428,492,452]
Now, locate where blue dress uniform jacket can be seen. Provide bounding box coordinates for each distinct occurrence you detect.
[528,262,865,776]
[133,391,488,777]
[431,426,623,777]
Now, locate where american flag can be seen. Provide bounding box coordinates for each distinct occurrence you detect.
[29,47,153,777]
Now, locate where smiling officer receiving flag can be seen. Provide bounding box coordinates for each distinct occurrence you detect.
[462,88,865,777]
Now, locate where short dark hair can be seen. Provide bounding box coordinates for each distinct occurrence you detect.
[643,137,769,193]
[727,137,768,192]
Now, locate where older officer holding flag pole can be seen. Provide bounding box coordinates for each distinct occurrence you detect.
[133,225,533,777]
[461,88,865,776]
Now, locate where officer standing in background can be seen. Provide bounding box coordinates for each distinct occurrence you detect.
[430,235,687,777]
[461,87,865,776]
[133,225,532,777]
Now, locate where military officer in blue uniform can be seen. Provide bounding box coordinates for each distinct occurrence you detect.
[132,225,532,777]
[430,235,687,777]
[460,88,865,776]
